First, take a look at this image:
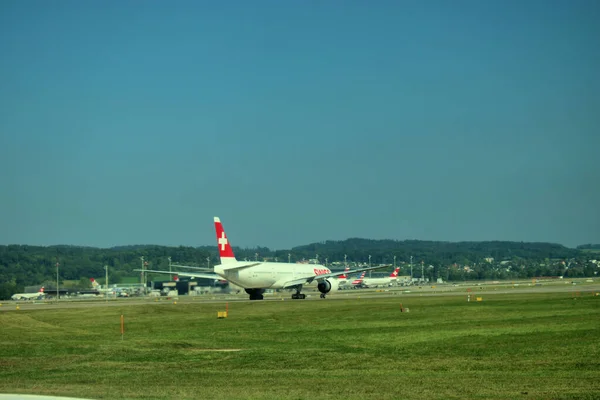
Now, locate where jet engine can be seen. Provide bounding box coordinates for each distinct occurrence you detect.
[317,279,340,298]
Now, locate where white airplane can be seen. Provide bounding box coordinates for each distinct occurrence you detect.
[141,216,389,300]
[11,287,45,300]
[339,270,367,289]
[360,267,401,288]
[90,278,117,295]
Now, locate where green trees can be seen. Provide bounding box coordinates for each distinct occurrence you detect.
[0,239,596,299]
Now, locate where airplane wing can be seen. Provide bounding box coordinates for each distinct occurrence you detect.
[281,265,392,289]
[170,265,214,271]
[135,269,220,280]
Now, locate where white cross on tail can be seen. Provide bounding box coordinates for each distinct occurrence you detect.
[218,232,228,251]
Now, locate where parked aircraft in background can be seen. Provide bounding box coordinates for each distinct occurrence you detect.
[337,266,350,280]
[141,216,389,300]
[90,278,116,295]
[11,287,45,300]
[359,267,401,288]
[339,271,367,289]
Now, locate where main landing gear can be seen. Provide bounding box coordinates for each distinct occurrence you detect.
[245,288,264,300]
[291,285,306,300]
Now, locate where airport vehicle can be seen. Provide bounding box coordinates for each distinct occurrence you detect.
[11,287,45,300]
[141,217,388,300]
[359,267,401,288]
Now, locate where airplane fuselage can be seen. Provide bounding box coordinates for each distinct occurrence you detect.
[214,262,331,289]
[11,293,45,300]
[361,277,397,287]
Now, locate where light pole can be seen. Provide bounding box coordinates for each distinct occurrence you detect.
[369,255,372,278]
[344,254,347,267]
[140,256,145,295]
[255,253,258,261]
[56,258,59,300]
[410,256,413,281]
[421,261,424,283]
[168,256,172,280]
[206,256,210,269]
[105,265,109,301]
[288,253,291,264]
[393,255,396,269]
[316,254,319,264]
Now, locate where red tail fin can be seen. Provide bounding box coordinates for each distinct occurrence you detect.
[352,271,366,285]
[338,266,350,279]
[214,217,237,263]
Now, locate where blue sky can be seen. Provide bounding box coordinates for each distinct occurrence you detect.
[1,0,598,250]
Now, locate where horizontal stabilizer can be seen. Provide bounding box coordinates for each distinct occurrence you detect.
[220,262,262,271]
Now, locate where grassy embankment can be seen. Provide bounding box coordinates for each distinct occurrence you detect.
[0,291,599,399]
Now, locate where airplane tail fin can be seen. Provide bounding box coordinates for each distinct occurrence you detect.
[214,217,237,264]
[338,266,350,279]
[39,286,45,293]
[90,278,100,288]
[352,271,366,285]
[390,267,400,277]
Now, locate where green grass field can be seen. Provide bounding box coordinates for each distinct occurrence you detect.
[1,291,599,400]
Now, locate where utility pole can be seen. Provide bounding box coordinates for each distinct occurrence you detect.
[56,258,59,300]
[168,256,172,280]
[140,256,145,295]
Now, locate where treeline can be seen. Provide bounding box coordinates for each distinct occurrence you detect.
[576,244,600,250]
[281,239,595,283]
[0,244,211,300]
[286,238,582,265]
[0,239,597,299]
